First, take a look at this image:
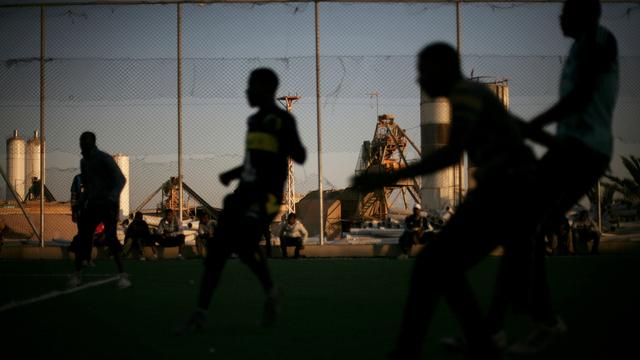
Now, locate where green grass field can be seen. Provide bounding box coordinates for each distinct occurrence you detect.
[1,256,638,360]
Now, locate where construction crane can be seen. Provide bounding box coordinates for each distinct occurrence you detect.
[354,114,421,221]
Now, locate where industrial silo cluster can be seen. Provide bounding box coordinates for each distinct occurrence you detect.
[5,129,40,201]
[5,130,129,220]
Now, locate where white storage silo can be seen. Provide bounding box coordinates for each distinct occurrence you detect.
[465,78,510,190]
[26,130,41,191]
[420,95,456,211]
[113,153,130,220]
[482,78,509,109]
[6,129,26,201]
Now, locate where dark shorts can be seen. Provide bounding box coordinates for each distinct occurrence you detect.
[77,200,122,259]
[204,189,280,266]
[156,234,185,247]
[281,236,303,248]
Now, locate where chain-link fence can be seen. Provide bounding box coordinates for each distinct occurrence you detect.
[1,1,639,241]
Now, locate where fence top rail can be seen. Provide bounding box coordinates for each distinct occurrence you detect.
[1,0,638,9]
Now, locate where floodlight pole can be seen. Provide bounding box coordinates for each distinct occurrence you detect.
[597,180,602,233]
[177,3,184,224]
[455,0,465,205]
[278,95,301,215]
[39,4,46,246]
[315,1,324,246]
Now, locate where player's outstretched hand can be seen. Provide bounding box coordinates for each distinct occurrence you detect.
[219,171,233,186]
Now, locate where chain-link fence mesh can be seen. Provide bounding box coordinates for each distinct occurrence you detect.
[1,2,639,240]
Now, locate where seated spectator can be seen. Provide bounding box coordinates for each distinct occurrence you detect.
[196,212,215,258]
[542,213,572,255]
[154,209,186,260]
[263,223,274,258]
[572,210,601,255]
[121,212,133,230]
[398,204,433,260]
[279,213,308,259]
[124,211,156,260]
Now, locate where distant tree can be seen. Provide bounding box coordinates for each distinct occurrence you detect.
[606,155,640,204]
[586,181,616,211]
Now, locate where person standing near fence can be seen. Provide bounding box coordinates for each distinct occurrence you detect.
[176,68,306,334]
[196,212,215,258]
[68,131,130,289]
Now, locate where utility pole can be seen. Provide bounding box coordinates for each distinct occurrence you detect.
[278,95,301,215]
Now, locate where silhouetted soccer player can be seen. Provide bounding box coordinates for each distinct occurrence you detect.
[176,68,306,333]
[352,42,539,360]
[482,0,619,355]
[68,131,130,289]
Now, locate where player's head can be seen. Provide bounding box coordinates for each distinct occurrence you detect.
[134,211,143,220]
[413,203,422,215]
[417,42,461,98]
[79,131,96,156]
[246,68,279,107]
[561,0,601,39]
[165,208,174,220]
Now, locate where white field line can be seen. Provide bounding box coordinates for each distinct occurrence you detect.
[0,275,120,313]
[0,273,115,278]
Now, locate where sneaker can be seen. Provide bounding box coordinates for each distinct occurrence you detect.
[81,260,96,268]
[262,286,281,327]
[67,273,82,288]
[441,335,466,351]
[507,317,567,355]
[441,330,507,352]
[177,253,185,260]
[139,256,146,261]
[397,254,409,260]
[493,330,508,349]
[117,273,132,289]
[174,309,207,335]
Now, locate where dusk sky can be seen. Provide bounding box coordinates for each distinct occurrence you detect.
[1,1,638,209]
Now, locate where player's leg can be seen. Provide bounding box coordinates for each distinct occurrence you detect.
[391,189,504,359]
[238,235,280,327]
[236,192,281,325]
[100,202,130,288]
[237,234,274,293]
[69,206,100,287]
[174,225,233,335]
[101,202,125,274]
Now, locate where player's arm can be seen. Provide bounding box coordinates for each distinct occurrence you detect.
[105,155,126,203]
[530,32,617,129]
